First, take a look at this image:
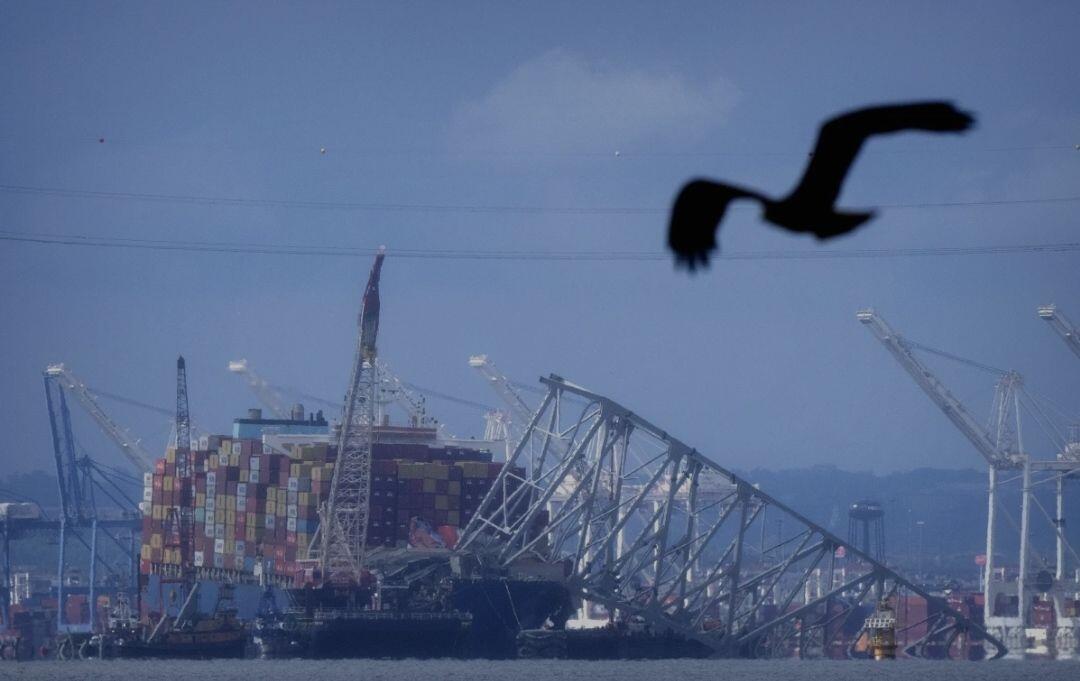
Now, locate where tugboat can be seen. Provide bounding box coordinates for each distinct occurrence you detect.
[864,599,898,660]
[90,584,248,659]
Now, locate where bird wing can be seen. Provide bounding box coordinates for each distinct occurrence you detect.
[668,179,762,270]
[784,101,974,209]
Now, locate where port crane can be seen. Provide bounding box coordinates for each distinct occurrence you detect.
[23,367,145,641]
[457,374,1005,659]
[857,309,1080,658]
[467,355,537,432]
[44,364,154,473]
[229,356,434,429]
[313,248,384,583]
[1038,305,1080,361]
[227,359,292,419]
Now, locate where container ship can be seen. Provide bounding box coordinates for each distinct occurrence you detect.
[137,408,571,658]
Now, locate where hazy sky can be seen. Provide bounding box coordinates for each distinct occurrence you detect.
[1,2,1077,478]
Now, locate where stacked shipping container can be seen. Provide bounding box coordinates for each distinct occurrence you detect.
[141,435,513,584]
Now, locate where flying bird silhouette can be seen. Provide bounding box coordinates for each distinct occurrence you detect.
[668,101,975,270]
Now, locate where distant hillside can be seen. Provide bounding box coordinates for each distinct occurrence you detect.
[739,465,1073,579]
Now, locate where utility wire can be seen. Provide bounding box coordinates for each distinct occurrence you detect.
[5,135,1076,157]
[2,230,1078,262]
[89,388,174,416]
[2,183,1080,215]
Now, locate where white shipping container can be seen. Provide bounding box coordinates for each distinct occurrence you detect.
[204,524,214,538]
[219,453,229,467]
[207,471,217,485]
[287,477,299,492]
[205,498,215,512]
[144,472,154,486]
[237,483,247,498]
[287,504,297,519]
[235,540,245,556]
[237,497,247,512]
[265,514,275,530]
[215,524,224,539]
[232,441,242,456]
[286,517,297,532]
[143,488,153,502]
[249,456,260,471]
[214,538,225,554]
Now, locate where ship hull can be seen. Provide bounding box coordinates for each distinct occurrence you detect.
[254,611,471,659]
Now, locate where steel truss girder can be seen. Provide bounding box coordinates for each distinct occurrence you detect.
[458,375,1006,659]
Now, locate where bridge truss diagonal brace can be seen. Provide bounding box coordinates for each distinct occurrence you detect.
[456,374,1007,660]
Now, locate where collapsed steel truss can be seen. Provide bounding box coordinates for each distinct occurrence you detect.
[458,375,1006,659]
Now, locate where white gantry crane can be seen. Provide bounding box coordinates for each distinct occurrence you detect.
[227,359,291,419]
[1038,305,1080,361]
[467,355,537,431]
[44,364,154,473]
[858,309,1080,659]
[313,248,385,584]
[375,358,436,429]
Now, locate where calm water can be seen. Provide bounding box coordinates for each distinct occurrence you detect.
[0,659,1075,681]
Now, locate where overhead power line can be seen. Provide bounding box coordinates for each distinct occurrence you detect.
[5,135,1076,158]
[1,230,1078,262]
[2,183,1079,215]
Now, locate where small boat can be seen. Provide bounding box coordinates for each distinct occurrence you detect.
[91,585,248,659]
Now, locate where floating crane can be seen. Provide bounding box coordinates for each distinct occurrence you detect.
[1038,304,1080,361]
[315,248,384,583]
[172,357,194,570]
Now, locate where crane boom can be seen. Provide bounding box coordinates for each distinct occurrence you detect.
[856,309,1023,469]
[318,248,384,582]
[44,364,154,473]
[166,356,195,570]
[227,359,291,419]
[1037,304,1080,361]
[467,355,539,430]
